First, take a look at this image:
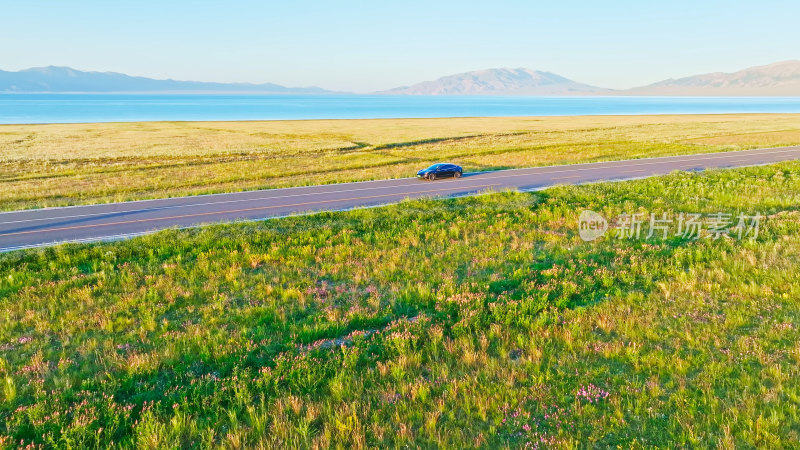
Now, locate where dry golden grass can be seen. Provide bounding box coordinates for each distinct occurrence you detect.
[2,114,800,210]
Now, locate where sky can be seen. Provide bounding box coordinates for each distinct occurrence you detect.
[1,0,798,92]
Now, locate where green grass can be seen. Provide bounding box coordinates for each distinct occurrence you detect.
[3,114,800,210]
[1,161,800,447]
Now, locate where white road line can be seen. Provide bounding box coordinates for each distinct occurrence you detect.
[0,197,462,252]
[0,232,153,253]
[0,180,463,225]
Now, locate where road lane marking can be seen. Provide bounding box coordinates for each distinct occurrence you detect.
[2,146,799,226]
[0,183,501,237]
[0,176,492,226]
[0,180,454,225]
[483,148,800,178]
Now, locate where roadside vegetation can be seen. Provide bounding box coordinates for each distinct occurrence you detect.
[1,161,799,447]
[2,114,800,210]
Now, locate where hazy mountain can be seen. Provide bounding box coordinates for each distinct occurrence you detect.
[0,66,332,93]
[377,68,609,95]
[625,61,800,96]
[5,61,800,96]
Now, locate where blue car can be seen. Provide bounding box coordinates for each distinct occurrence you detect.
[417,163,463,181]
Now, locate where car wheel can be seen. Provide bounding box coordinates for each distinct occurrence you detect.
[454,171,462,178]
[428,173,436,181]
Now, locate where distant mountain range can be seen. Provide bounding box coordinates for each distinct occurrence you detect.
[0,66,331,94]
[2,61,800,95]
[377,61,800,96]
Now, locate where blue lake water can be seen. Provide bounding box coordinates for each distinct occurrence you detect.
[1,94,800,124]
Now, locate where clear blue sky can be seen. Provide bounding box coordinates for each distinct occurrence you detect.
[1,0,797,92]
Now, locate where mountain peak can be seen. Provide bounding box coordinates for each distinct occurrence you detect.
[377,67,607,96]
[22,66,81,75]
[627,60,800,95]
[747,60,800,73]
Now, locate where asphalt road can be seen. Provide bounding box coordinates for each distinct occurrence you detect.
[2,146,800,252]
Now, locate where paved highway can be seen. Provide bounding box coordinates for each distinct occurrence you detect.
[2,146,800,252]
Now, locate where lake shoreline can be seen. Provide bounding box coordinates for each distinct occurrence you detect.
[3,94,800,125]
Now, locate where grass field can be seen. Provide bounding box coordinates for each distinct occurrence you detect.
[1,161,799,447]
[3,114,800,210]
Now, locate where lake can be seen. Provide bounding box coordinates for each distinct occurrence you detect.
[1,94,800,124]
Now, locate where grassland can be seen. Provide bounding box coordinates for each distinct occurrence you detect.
[3,114,800,210]
[1,161,800,448]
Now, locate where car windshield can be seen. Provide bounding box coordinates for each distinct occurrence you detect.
[425,164,444,170]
